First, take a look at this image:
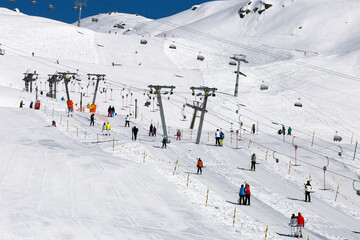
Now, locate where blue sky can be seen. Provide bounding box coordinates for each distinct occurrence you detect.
[1,0,214,23]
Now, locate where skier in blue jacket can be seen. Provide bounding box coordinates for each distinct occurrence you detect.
[239,184,246,205]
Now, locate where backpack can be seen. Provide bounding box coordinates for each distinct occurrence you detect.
[220,132,224,139]
[197,160,203,167]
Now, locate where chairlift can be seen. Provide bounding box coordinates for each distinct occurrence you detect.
[73,6,79,11]
[31,1,37,5]
[140,39,147,45]
[260,81,268,90]
[197,53,204,61]
[229,61,237,66]
[294,98,302,107]
[92,17,98,22]
[0,49,5,55]
[9,0,15,2]
[48,4,54,10]
[333,131,342,142]
[169,44,176,49]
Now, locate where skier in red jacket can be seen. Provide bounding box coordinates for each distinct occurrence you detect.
[297,212,305,238]
[244,183,251,205]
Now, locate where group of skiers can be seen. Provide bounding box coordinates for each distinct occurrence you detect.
[149,124,157,136]
[238,183,251,205]
[290,212,305,237]
[102,122,111,135]
[215,129,225,146]
[278,125,292,135]
[107,106,116,117]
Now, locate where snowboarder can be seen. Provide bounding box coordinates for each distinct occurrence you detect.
[132,126,138,141]
[197,158,203,174]
[297,212,305,238]
[252,124,256,134]
[162,136,167,149]
[219,131,225,146]
[125,114,130,127]
[149,124,153,136]
[282,125,286,135]
[251,153,256,171]
[19,100,24,108]
[52,120,56,127]
[29,101,33,109]
[90,113,95,126]
[305,180,312,202]
[153,126,157,136]
[288,127,292,135]
[239,184,245,205]
[289,214,298,237]
[176,129,181,140]
[215,129,220,146]
[245,183,251,205]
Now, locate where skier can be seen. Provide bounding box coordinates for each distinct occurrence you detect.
[125,114,130,127]
[277,129,282,135]
[297,212,305,238]
[90,113,95,126]
[197,158,203,174]
[289,214,298,237]
[305,180,312,202]
[239,184,245,205]
[19,100,24,108]
[68,106,73,117]
[153,126,157,137]
[215,129,220,146]
[162,136,167,149]
[52,120,56,127]
[176,129,181,140]
[111,106,115,117]
[288,127,292,135]
[102,122,106,134]
[219,131,225,146]
[149,124,153,136]
[251,153,256,171]
[29,101,33,109]
[282,125,286,135]
[244,183,251,205]
[107,106,112,117]
[132,126,138,141]
[252,124,256,134]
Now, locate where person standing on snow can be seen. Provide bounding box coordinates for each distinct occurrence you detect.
[252,124,256,134]
[282,125,286,135]
[197,158,203,174]
[90,113,95,126]
[153,126,157,137]
[244,183,251,205]
[29,101,33,109]
[305,180,312,202]
[111,106,115,117]
[288,127,292,135]
[289,214,298,237]
[297,212,305,238]
[250,153,256,171]
[108,106,112,117]
[162,136,168,149]
[19,100,24,108]
[149,124,153,136]
[215,129,220,146]
[132,126,138,141]
[102,122,106,133]
[219,130,225,146]
[239,184,245,205]
[125,114,130,127]
[176,129,181,140]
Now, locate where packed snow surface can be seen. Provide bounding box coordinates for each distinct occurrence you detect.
[1,0,360,239]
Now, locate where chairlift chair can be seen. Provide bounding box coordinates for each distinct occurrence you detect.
[294,98,302,107]
[48,4,55,10]
[197,54,204,61]
[140,39,147,45]
[31,1,37,5]
[73,6,79,11]
[229,61,237,66]
[9,0,15,2]
[333,131,342,142]
[169,44,176,49]
[0,49,5,55]
[260,81,268,90]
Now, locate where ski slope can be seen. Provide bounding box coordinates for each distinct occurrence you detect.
[1,0,360,239]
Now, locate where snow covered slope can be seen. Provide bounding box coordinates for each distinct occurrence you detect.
[1,0,360,239]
